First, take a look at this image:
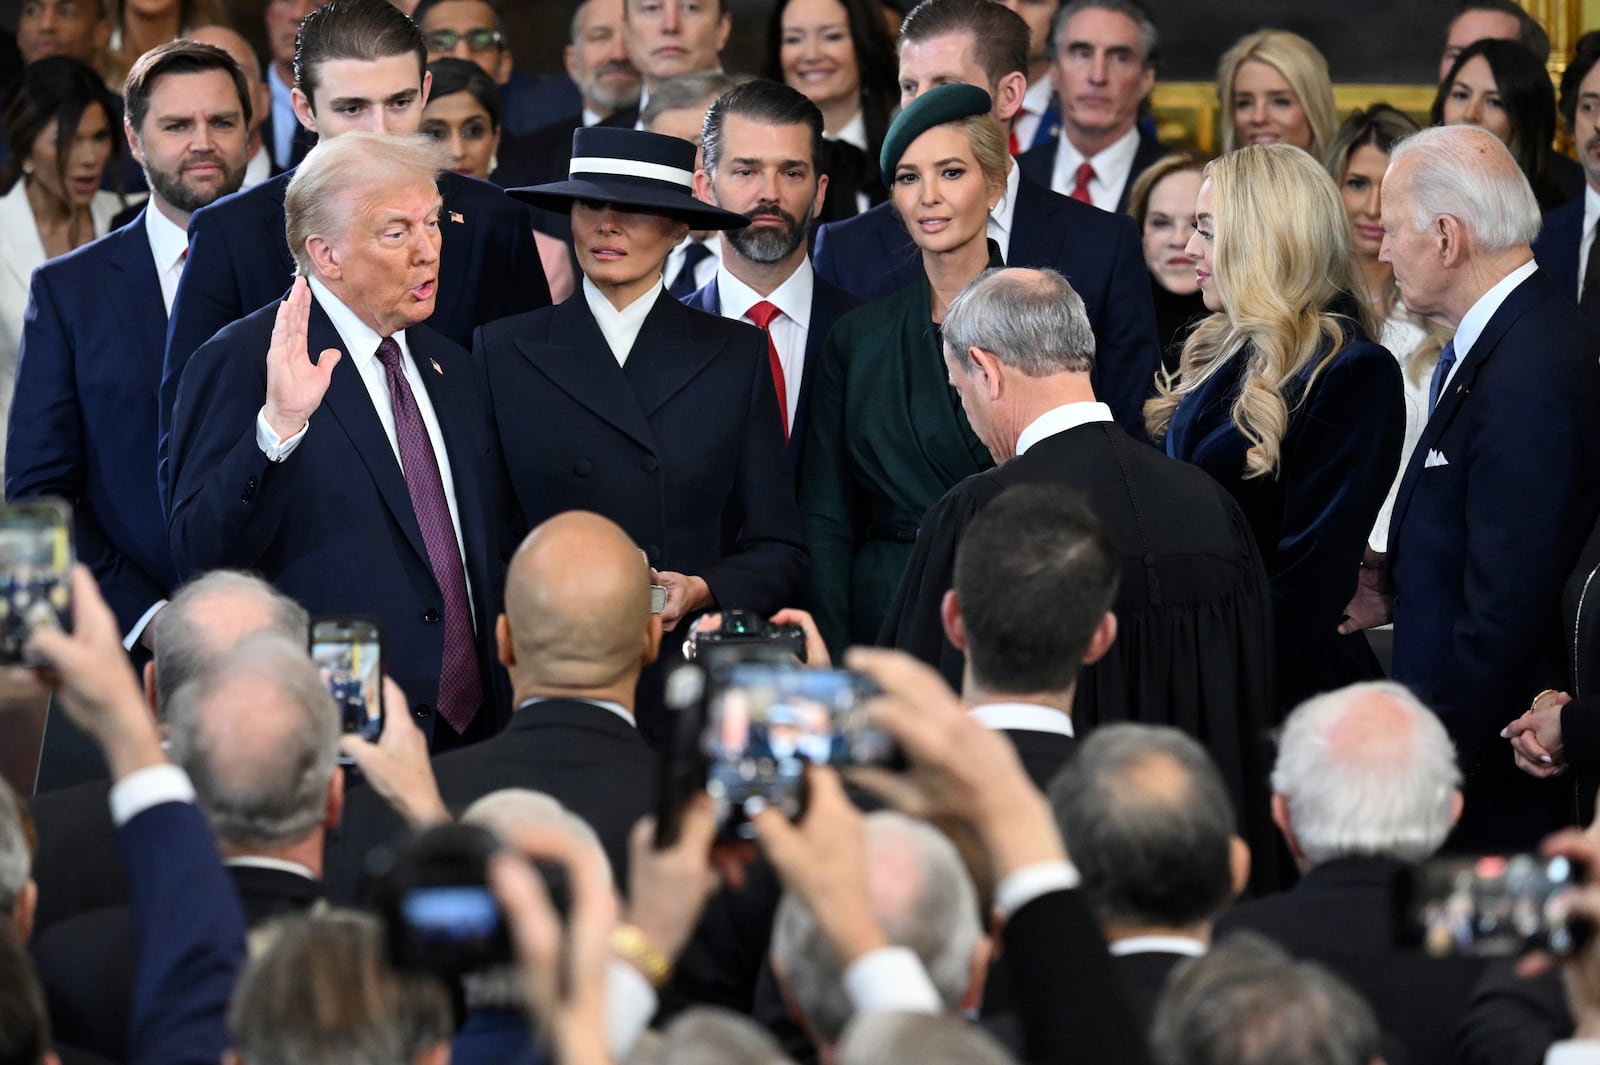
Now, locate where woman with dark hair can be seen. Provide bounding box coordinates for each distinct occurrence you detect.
[0,56,123,468]
[106,0,227,85]
[766,0,898,221]
[1433,38,1575,210]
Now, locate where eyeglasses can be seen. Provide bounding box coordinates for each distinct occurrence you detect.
[425,29,503,53]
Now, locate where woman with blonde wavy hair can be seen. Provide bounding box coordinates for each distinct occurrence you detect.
[1216,29,1337,158]
[1146,143,1404,711]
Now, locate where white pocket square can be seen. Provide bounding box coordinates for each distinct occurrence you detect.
[1424,449,1449,468]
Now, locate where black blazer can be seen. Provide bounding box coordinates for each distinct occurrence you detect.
[681,271,862,472]
[1111,949,1193,1028]
[1532,193,1584,306]
[327,698,659,901]
[810,170,1162,434]
[1014,124,1170,214]
[167,297,517,743]
[473,290,808,616]
[1388,270,1600,846]
[158,168,550,511]
[1005,728,1076,793]
[27,779,123,935]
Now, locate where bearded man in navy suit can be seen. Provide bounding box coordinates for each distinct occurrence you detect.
[168,132,516,751]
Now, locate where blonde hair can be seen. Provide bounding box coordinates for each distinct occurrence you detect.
[1144,144,1374,480]
[1217,29,1337,158]
[956,111,1010,200]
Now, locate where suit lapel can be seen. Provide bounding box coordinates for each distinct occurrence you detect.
[623,292,727,417]
[105,215,168,381]
[513,297,658,452]
[308,298,431,564]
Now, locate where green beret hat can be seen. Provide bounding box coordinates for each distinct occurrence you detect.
[879,83,994,178]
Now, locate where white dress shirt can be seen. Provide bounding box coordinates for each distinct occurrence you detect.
[987,161,1022,263]
[520,695,635,727]
[1049,125,1141,213]
[255,278,475,613]
[1368,307,1432,551]
[833,111,872,216]
[242,144,273,190]
[583,275,662,365]
[268,64,298,170]
[714,259,813,430]
[225,855,316,879]
[1108,934,1208,957]
[1580,184,1600,297]
[144,201,188,316]
[663,233,720,296]
[1013,74,1055,151]
[1547,1043,1600,1065]
[1437,258,1539,398]
[969,701,1075,737]
[1015,400,1114,456]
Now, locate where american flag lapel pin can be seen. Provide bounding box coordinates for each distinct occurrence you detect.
[430,358,443,375]
[449,211,464,224]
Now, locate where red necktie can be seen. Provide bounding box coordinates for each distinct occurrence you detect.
[745,301,788,440]
[374,337,482,734]
[1008,127,1021,156]
[1070,161,1095,204]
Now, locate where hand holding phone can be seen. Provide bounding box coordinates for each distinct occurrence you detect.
[0,500,74,666]
[310,616,385,756]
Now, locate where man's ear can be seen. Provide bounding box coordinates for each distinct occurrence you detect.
[643,613,663,666]
[563,43,580,84]
[993,70,1029,123]
[1228,835,1251,899]
[420,69,433,108]
[966,347,1005,401]
[10,877,36,943]
[290,85,317,135]
[692,167,715,205]
[1082,610,1116,665]
[496,613,515,670]
[813,171,829,218]
[324,762,345,830]
[1437,213,1467,270]
[1449,787,1464,827]
[307,234,340,280]
[123,119,144,168]
[715,10,733,54]
[496,47,514,85]
[143,660,158,718]
[940,588,967,651]
[1270,793,1307,864]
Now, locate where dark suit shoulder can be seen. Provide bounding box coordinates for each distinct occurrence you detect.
[438,170,529,220]
[189,171,289,231]
[37,209,147,274]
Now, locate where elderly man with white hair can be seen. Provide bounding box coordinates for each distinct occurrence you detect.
[1341,123,1600,850]
[1216,680,1478,1065]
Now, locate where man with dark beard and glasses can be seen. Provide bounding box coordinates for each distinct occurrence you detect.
[686,79,861,470]
[7,39,253,789]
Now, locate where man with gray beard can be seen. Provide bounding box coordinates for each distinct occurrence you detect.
[684,79,861,472]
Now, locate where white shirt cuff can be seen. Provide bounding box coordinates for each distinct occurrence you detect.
[1547,1042,1600,1065]
[123,598,167,651]
[255,408,307,462]
[108,764,195,826]
[993,860,1082,920]
[605,958,657,1058]
[843,946,942,1015]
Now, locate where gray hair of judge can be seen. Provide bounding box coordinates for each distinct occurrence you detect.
[284,131,448,278]
[770,811,981,1043]
[148,569,309,715]
[838,1011,1019,1065]
[0,784,28,917]
[166,633,340,851]
[1387,124,1541,251]
[461,788,613,888]
[942,267,1097,377]
[1151,932,1381,1065]
[1271,680,1461,865]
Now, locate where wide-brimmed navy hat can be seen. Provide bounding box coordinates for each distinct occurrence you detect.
[508,127,749,230]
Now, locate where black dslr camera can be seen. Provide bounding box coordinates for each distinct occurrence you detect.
[685,608,807,665]
[370,822,518,977]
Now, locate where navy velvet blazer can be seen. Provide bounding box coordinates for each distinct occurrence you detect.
[810,170,1161,433]
[1164,329,1404,711]
[1533,193,1584,305]
[159,168,550,511]
[6,210,176,633]
[681,271,861,472]
[473,291,807,617]
[1388,269,1600,843]
[1014,125,1169,213]
[167,296,516,741]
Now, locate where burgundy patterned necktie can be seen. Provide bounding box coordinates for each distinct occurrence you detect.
[375,337,481,733]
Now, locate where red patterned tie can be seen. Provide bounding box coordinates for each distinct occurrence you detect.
[1008,128,1021,157]
[374,337,482,733]
[1070,161,1095,204]
[745,301,789,440]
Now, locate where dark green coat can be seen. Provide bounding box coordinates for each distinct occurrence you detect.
[798,273,994,658]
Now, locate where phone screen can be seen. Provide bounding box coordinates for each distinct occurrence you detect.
[310,617,384,744]
[0,500,73,665]
[701,664,893,840]
[1399,853,1587,957]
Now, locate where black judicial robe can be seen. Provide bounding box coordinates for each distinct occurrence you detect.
[879,419,1279,885]
[797,256,998,658]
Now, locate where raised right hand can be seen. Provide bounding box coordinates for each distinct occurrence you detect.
[263,276,341,439]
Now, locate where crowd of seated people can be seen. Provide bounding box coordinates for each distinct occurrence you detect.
[10,0,1600,1062]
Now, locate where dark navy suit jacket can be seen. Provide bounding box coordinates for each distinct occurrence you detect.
[682,270,861,472]
[6,210,176,634]
[810,169,1161,433]
[1388,269,1600,846]
[159,168,550,511]
[1015,125,1169,214]
[1533,193,1584,304]
[167,296,517,741]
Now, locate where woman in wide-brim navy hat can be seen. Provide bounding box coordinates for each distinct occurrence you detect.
[472,125,809,742]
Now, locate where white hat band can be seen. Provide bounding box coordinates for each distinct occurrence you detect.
[567,156,694,188]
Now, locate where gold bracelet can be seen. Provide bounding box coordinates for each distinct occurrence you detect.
[1530,689,1562,712]
[612,924,672,988]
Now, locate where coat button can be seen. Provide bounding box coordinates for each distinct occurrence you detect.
[572,459,592,477]
[423,608,441,623]
[413,703,432,719]
[241,476,257,504]
[646,545,661,563]
[641,456,659,473]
